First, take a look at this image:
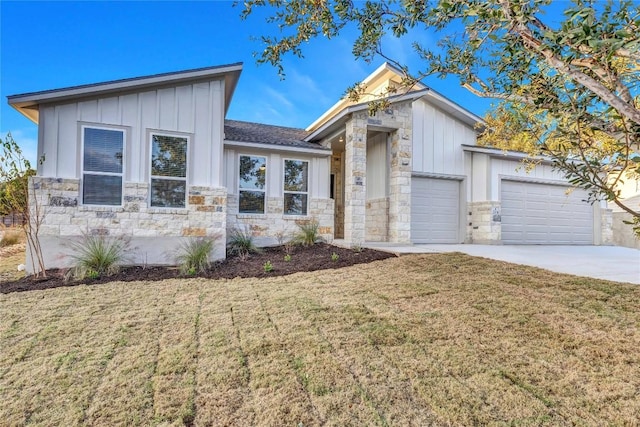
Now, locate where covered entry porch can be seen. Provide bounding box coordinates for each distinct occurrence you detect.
[323,106,414,246]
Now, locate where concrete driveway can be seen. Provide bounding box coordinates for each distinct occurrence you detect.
[364,243,640,284]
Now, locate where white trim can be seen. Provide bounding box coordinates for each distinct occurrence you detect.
[411,171,466,181]
[9,64,242,104]
[283,158,310,216]
[149,132,190,209]
[305,88,484,142]
[80,125,126,207]
[224,140,331,156]
[462,144,555,165]
[499,174,578,187]
[238,153,268,215]
[8,63,243,123]
[306,62,428,132]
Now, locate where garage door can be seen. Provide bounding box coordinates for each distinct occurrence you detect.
[501,180,594,244]
[411,177,460,243]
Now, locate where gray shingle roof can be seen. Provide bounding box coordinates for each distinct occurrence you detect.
[224,120,328,150]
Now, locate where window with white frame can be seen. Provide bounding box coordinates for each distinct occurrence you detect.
[284,159,309,215]
[82,126,124,206]
[150,133,188,208]
[239,155,266,213]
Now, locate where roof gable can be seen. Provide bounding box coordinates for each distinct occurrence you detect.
[306,62,427,132]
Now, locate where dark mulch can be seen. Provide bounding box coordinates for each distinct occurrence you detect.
[0,243,395,294]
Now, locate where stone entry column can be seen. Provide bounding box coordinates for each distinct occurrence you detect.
[387,105,413,243]
[344,114,367,245]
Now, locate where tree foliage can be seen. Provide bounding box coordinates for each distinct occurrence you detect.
[239,0,640,222]
[0,134,34,217]
[1,132,47,276]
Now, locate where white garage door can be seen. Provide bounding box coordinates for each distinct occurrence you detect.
[501,180,594,244]
[411,177,460,243]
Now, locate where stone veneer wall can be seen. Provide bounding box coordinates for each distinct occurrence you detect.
[467,201,502,244]
[344,114,367,245]
[365,198,389,242]
[28,176,227,271]
[342,101,413,245]
[386,102,413,244]
[226,195,334,246]
[600,208,614,245]
[611,211,639,248]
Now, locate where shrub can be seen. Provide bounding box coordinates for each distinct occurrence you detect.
[331,252,339,262]
[68,234,128,280]
[176,237,215,276]
[0,227,22,247]
[228,226,261,259]
[263,260,273,273]
[292,219,323,247]
[284,254,292,262]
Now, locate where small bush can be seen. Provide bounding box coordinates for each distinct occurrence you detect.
[228,227,261,259]
[331,252,339,262]
[284,254,292,262]
[263,260,273,273]
[68,234,128,280]
[176,238,215,276]
[0,228,22,247]
[292,219,323,247]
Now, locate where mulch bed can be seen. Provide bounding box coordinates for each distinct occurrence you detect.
[0,243,395,294]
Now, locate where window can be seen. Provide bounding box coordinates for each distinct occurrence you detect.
[150,134,188,208]
[239,155,266,213]
[82,127,124,206]
[284,159,309,215]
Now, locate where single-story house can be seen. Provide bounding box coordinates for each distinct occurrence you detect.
[7,62,613,272]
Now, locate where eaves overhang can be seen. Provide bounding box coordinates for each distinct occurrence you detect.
[7,62,243,124]
[305,88,485,143]
[462,144,555,166]
[224,139,331,156]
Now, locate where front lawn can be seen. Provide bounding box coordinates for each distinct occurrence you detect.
[1,253,638,425]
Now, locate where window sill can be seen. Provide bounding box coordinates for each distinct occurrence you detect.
[236,213,266,219]
[283,214,311,220]
[147,207,189,215]
[79,205,124,212]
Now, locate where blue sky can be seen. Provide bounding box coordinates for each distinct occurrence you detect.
[1,1,495,165]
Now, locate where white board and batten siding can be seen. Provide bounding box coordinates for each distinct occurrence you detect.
[501,180,595,244]
[412,98,476,176]
[410,99,474,243]
[223,148,331,200]
[37,80,226,187]
[366,132,388,200]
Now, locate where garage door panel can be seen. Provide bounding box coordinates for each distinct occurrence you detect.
[411,177,460,244]
[501,180,594,244]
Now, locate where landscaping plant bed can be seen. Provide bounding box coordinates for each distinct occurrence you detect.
[0,243,394,294]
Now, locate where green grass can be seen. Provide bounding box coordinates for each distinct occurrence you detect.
[1,253,639,426]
